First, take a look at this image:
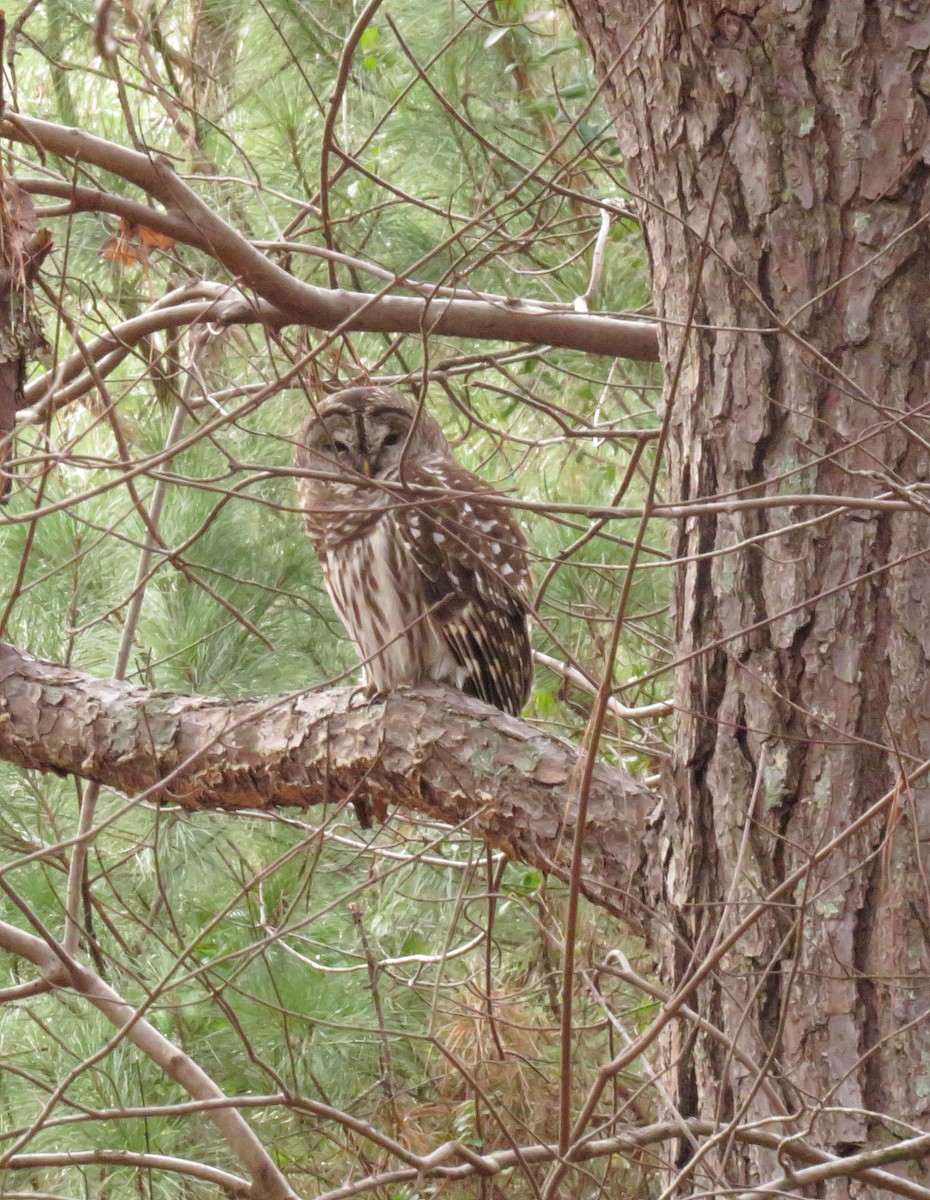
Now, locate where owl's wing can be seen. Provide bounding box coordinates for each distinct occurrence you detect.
[393,459,533,715]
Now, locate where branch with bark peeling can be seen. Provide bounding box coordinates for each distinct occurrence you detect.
[0,641,657,930]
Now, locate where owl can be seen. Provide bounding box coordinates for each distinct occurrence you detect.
[295,386,533,715]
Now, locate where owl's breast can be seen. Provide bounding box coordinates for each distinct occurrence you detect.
[300,482,386,553]
[321,512,458,694]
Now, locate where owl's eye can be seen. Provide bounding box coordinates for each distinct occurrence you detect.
[382,432,402,448]
[330,440,350,454]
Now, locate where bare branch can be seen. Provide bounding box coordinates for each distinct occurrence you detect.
[4,114,659,361]
[0,918,297,1199]
[4,1149,248,1193]
[533,650,672,720]
[307,1120,930,1200]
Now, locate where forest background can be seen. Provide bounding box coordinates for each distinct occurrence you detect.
[1,2,928,1200]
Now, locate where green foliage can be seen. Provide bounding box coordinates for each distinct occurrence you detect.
[0,2,663,1195]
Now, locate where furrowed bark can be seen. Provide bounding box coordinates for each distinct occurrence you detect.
[567,1,930,1192]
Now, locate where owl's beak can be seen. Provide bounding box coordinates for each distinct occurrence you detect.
[359,458,372,477]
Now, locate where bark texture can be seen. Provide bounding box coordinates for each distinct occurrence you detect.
[0,177,49,499]
[0,641,655,930]
[567,1,930,1193]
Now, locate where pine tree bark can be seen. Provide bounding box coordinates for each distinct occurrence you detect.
[567,2,930,1193]
[0,642,655,928]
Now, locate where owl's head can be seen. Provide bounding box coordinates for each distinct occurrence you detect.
[297,387,449,485]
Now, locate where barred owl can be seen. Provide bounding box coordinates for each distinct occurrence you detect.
[295,386,533,714]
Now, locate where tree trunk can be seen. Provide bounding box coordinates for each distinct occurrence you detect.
[568,2,930,1193]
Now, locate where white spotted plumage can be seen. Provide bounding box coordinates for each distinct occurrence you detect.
[295,387,533,713]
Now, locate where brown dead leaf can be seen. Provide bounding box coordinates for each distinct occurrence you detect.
[136,223,175,250]
[23,228,53,284]
[101,217,175,269]
[100,231,148,267]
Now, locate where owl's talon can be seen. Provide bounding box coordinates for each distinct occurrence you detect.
[347,683,382,709]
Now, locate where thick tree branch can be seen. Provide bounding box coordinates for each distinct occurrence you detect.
[4,114,659,362]
[0,641,656,930]
[24,177,615,311]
